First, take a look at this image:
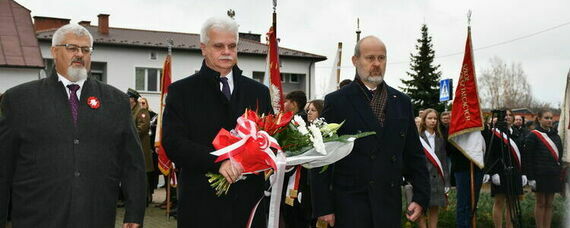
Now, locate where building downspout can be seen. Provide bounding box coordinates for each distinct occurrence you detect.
[307,61,314,99]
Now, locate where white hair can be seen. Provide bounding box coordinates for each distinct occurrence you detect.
[200,16,239,44]
[52,24,94,47]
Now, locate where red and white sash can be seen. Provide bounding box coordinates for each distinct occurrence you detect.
[531,130,560,163]
[419,136,445,182]
[492,128,521,169]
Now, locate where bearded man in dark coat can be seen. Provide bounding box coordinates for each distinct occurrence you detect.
[0,24,146,228]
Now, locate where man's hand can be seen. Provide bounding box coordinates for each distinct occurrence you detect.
[219,160,243,183]
[317,213,335,227]
[122,223,140,228]
[406,202,423,222]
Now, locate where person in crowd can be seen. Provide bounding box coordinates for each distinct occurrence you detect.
[284,90,307,119]
[416,109,449,228]
[415,116,422,131]
[310,35,429,227]
[305,99,324,123]
[0,23,146,227]
[282,90,314,228]
[525,110,564,228]
[128,89,154,205]
[439,111,455,186]
[139,97,159,201]
[483,109,526,228]
[162,16,273,227]
[449,121,484,227]
[513,115,529,137]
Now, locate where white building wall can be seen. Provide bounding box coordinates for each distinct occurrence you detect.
[39,43,318,111]
[0,68,41,94]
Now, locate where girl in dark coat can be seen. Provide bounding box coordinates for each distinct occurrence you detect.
[525,110,564,228]
[416,109,449,228]
[483,109,526,228]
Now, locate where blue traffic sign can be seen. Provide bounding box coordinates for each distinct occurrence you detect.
[439,79,453,102]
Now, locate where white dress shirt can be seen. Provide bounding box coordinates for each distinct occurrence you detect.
[219,70,234,94]
[57,73,86,99]
[424,130,436,148]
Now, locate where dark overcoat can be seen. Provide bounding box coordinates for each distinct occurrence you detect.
[310,82,430,228]
[162,62,273,227]
[0,74,147,227]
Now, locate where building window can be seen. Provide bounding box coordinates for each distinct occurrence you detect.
[280,73,286,83]
[289,74,300,84]
[252,71,265,82]
[150,52,157,60]
[135,67,162,92]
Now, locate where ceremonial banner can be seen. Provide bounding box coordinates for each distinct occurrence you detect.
[263,26,284,113]
[324,42,342,96]
[448,26,486,169]
[155,54,173,176]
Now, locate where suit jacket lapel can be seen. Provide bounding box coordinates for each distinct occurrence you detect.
[346,83,380,132]
[47,73,75,132]
[76,78,101,134]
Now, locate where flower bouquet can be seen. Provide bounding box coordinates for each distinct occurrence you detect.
[206,109,375,195]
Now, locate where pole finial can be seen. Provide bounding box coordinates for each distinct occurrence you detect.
[356,18,362,42]
[227,9,236,19]
[273,0,277,11]
[167,39,173,55]
[467,10,472,26]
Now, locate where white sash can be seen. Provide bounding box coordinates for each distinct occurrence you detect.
[531,130,560,162]
[419,136,444,181]
[492,128,522,168]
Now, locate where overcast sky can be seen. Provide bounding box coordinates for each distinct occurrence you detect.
[17,0,570,106]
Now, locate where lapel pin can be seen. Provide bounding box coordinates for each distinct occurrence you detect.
[87,96,100,109]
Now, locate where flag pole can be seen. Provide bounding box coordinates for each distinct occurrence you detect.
[165,39,173,220]
[466,10,477,228]
[336,42,342,86]
[356,18,361,42]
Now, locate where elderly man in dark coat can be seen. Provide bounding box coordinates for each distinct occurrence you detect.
[310,36,430,228]
[0,24,146,228]
[162,16,273,228]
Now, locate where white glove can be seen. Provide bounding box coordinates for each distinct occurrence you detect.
[444,187,450,194]
[483,174,490,183]
[491,174,501,186]
[529,180,537,190]
[521,175,528,186]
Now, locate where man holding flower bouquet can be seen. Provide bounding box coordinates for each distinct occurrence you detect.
[162,16,273,227]
[310,36,430,228]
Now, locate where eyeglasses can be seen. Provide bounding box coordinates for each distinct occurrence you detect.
[56,44,94,54]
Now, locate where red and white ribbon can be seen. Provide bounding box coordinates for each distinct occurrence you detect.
[419,136,445,183]
[531,130,560,163]
[492,128,521,169]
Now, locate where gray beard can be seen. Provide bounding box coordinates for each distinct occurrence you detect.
[357,68,383,85]
[67,66,88,82]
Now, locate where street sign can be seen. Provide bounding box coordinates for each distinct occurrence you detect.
[439,79,453,102]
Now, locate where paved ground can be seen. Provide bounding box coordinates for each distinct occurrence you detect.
[115,188,177,228]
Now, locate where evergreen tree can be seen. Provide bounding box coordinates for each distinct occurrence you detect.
[400,24,445,115]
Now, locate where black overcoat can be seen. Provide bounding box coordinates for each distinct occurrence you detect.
[162,62,273,227]
[0,74,147,227]
[310,82,430,228]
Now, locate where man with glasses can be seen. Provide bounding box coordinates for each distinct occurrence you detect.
[0,24,146,227]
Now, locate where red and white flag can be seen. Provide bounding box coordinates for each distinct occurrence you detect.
[263,26,284,113]
[155,54,173,177]
[448,26,486,169]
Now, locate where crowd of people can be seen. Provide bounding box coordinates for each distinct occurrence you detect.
[0,14,565,228]
[411,108,564,228]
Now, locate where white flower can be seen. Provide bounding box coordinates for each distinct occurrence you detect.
[308,124,326,155]
[294,115,309,135]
